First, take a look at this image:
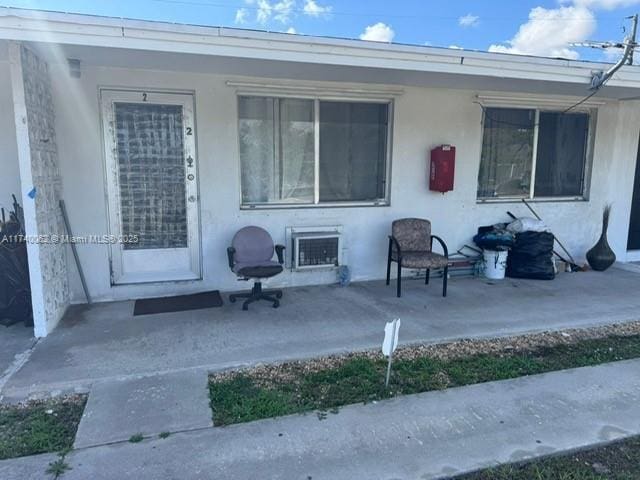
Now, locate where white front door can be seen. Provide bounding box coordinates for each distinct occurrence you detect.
[101,89,201,284]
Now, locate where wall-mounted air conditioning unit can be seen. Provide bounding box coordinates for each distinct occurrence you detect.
[285,226,343,270]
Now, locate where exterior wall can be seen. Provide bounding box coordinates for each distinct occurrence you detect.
[606,101,640,258]
[10,43,69,336]
[0,42,20,208]
[46,62,640,303]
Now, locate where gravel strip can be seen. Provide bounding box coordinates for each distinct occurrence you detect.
[210,320,640,385]
[0,394,86,409]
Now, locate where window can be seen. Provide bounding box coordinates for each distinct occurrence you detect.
[477,107,592,200]
[239,97,315,204]
[238,96,391,207]
[319,102,388,202]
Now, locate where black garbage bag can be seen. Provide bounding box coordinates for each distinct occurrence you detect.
[506,231,555,280]
[0,242,32,326]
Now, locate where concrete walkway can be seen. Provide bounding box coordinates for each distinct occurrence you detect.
[2,359,639,480]
[3,268,640,400]
[74,368,212,448]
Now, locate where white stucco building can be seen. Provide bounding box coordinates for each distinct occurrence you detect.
[2,8,640,337]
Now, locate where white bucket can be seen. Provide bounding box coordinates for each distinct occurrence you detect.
[483,250,508,280]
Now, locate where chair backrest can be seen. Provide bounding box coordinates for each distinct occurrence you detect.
[232,226,275,265]
[392,218,431,252]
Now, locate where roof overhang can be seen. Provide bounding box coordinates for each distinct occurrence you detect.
[3,7,640,99]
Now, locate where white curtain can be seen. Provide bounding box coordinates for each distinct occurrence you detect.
[279,99,314,202]
[239,97,275,204]
[239,97,314,204]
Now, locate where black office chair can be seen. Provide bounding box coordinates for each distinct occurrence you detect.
[227,226,285,310]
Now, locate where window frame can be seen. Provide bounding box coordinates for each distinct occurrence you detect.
[237,92,394,209]
[476,105,597,203]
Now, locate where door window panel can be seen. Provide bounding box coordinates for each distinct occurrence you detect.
[115,103,187,249]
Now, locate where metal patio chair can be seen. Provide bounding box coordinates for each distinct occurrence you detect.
[386,218,449,298]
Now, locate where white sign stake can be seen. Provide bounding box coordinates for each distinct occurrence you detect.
[382,318,401,388]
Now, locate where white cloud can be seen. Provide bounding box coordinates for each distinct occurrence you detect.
[458,14,479,28]
[603,44,625,61]
[488,5,596,60]
[303,0,332,17]
[569,0,640,9]
[449,45,464,50]
[491,0,640,60]
[235,8,248,24]
[273,0,295,23]
[256,0,272,23]
[360,22,395,42]
[286,26,297,34]
[255,0,294,24]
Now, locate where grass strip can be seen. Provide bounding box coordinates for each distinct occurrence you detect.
[0,396,86,460]
[454,435,640,479]
[209,334,640,426]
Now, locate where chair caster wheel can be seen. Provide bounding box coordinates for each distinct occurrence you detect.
[229,296,236,303]
[272,300,280,308]
[275,292,283,299]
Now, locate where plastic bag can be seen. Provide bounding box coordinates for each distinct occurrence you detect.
[473,224,515,250]
[0,198,33,326]
[506,217,549,233]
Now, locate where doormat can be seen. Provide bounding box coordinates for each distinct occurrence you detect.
[133,291,223,316]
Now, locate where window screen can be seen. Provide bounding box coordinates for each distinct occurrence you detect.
[477,107,591,200]
[534,112,589,197]
[477,108,535,199]
[319,101,388,202]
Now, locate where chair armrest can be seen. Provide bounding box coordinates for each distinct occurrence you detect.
[227,247,236,270]
[430,235,449,258]
[275,244,285,264]
[388,235,402,258]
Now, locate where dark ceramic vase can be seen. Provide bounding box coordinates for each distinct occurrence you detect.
[586,205,616,271]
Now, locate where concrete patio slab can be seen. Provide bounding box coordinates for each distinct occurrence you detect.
[3,268,640,399]
[46,358,640,479]
[0,323,35,398]
[0,323,34,375]
[74,369,211,448]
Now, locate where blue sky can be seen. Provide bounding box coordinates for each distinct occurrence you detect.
[2,0,640,62]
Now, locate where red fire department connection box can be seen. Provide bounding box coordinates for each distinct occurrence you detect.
[429,145,455,193]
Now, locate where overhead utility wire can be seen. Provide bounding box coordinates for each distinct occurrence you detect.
[476,13,638,126]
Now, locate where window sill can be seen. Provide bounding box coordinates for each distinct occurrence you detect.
[241,201,390,210]
[476,197,588,204]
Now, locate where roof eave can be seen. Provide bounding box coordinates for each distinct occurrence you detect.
[2,6,640,90]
